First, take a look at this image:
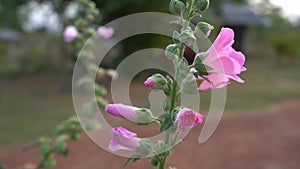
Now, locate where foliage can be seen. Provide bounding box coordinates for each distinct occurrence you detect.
[271,31,300,66]
[36,117,82,169]
[32,0,109,168]
[0,0,27,30]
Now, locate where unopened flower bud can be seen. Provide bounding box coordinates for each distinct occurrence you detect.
[194,0,210,12]
[195,22,214,38]
[165,44,179,60]
[169,0,185,16]
[105,104,154,123]
[144,74,167,89]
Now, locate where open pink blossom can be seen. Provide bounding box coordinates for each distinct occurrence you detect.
[97,26,114,39]
[108,127,141,152]
[176,108,203,132]
[144,76,157,87]
[194,27,247,90]
[105,103,138,120]
[63,25,78,42]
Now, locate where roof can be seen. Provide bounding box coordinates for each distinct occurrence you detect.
[221,3,269,26]
[0,29,21,42]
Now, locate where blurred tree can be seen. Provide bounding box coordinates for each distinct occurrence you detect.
[0,0,27,30]
[94,0,169,24]
[250,0,300,65]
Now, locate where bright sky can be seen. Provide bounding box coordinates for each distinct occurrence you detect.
[20,0,300,33]
[270,0,300,19]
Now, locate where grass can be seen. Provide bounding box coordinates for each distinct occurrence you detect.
[0,59,300,148]
[0,75,73,147]
[226,59,300,111]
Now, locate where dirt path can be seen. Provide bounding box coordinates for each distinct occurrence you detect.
[1,100,300,169]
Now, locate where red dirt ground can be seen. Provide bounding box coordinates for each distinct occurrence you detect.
[1,100,300,169]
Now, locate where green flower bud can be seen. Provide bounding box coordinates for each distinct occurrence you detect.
[165,44,180,60]
[153,74,167,85]
[136,108,154,124]
[195,22,214,38]
[194,0,210,12]
[169,0,185,16]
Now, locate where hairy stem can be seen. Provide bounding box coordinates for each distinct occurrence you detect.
[159,156,167,169]
[160,1,195,168]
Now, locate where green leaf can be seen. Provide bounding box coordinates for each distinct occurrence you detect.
[95,84,107,96]
[39,137,52,156]
[178,58,189,74]
[125,154,141,166]
[54,135,69,156]
[153,142,171,156]
[192,41,199,53]
[165,44,179,60]
[40,157,56,168]
[160,118,173,131]
[0,164,6,169]
[135,139,153,157]
[179,28,197,46]
[150,158,159,166]
[172,31,180,43]
[181,73,198,94]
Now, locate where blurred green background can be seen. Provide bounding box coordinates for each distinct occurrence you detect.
[0,0,300,148]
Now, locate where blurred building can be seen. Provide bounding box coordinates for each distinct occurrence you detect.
[220,2,269,52]
[0,28,21,60]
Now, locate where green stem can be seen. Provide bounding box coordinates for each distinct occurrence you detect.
[159,156,167,169]
[158,1,196,169]
[186,0,194,21]
[183,0,194,29]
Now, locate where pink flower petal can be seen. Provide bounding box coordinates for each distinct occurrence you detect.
[144,76,156,87]
[176,108,203,132]
[229,48,246,66]
[198,74,230,91]
[207,56,241,75]
[227,75,245,83]
[108,127,141,152]
[209,28,234,56]
[105,103,138,120]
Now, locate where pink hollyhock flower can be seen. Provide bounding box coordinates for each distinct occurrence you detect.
[176,108,203,132]
[144,76,156,87]
[194,27,247,90]
[105,103,138,120]
[97,26,114,39]
[63,25,78,42]
[108,127,141,152]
